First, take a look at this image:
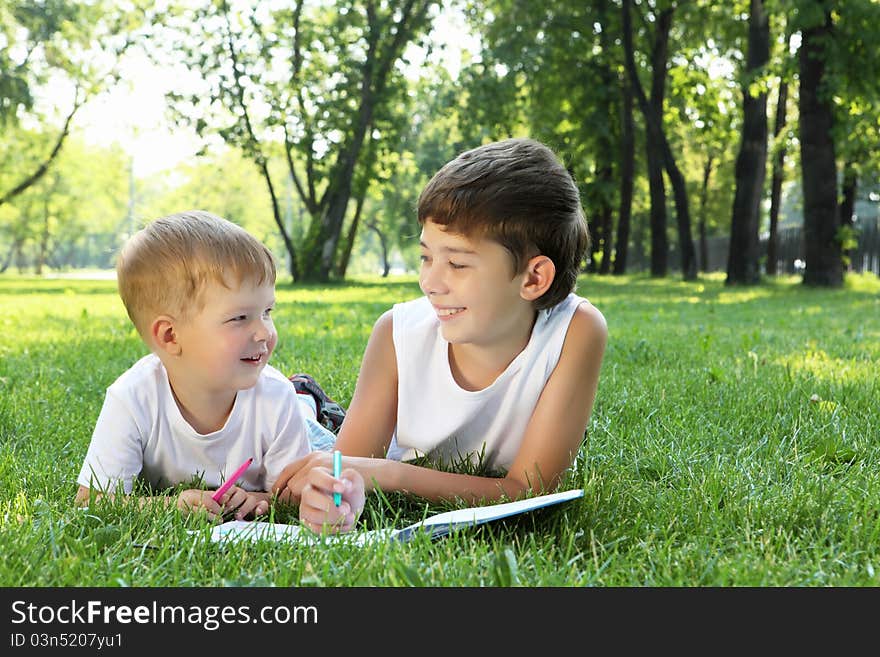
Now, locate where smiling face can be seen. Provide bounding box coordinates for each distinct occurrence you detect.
[166,276,278,397]
[418,220,537,351]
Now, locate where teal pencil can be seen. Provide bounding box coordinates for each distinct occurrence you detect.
[333,450,342,507]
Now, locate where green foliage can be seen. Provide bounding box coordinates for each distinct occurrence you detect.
[1,0,146,209]
[155,0,438,281]
[1,272,879,585]
[0,135,129,272]
[2,0,879,285]
[135,147,281,253]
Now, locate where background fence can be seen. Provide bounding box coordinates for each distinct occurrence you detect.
[629,214,880,276]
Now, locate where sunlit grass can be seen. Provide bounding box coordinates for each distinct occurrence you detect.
[0,271,879,586]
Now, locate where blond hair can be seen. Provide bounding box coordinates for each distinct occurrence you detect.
[117,210,276,339]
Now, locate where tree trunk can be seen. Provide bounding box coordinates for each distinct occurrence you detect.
[221,6,299,281]
[698,156,713,272]
[306,117,371,281]
[300,0,432,282]
[652,8,696,281]
[839,160,857,271]
[0,241,17,273]
[766,80,788,276]
[259,159,298,281]
[36,195,51,276]
[646,146,668,277]
[648,7,670,278]
[665,150,697,280]
[622,0,667,277]
[597,162,614,275]
[613,70,634,276]
[337,189,367,279]
[726,0,770,286]
[623,2,695,279]
[0,97,81,207]
[367,220,390,277]
[799,4,843,287]
[596,0,616,276]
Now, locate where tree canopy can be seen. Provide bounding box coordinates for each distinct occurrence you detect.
[1,0,879,286]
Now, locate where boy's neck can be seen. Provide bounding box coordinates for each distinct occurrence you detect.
[167,377,237,435]
[448,310,537,392]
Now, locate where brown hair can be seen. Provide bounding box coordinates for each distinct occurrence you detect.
[116,210,276,339]
[417,138,589,309]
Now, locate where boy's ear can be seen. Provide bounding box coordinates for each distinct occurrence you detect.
[520,255,555,302]
[150,315,181,356]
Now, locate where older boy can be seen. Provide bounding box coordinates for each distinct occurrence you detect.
[75,210,363,531]
[275,138,607,519]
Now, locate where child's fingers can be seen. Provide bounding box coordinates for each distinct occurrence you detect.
[299,484,353,534]
[233,495,269,520]
[250,497,269,517]
[217,485,247,508]
[177,490,223,518]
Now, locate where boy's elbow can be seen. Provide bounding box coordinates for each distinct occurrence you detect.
[504,467,565,499]
[500,475,534,500]
[75,484,108,507]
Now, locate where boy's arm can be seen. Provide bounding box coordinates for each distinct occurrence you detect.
[333,309,400,458]
[502,302,607,495]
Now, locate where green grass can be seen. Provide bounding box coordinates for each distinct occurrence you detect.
[1,271,878,586]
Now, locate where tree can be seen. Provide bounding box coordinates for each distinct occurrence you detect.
[461,0,631,274]
[766,77,790,276]
[344,67,466,277]
[0,136,129,273]
[797,1,842,286]
[159,0,437,282]
[726,0,770,286]
[137,147,279,251]
[613,61,635,275]
[622,0,697,280]
[0,0,134,207]
[826,0,880,272]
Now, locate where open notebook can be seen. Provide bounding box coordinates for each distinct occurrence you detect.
[200,488,584,546]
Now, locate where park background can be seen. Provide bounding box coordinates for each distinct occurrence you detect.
[1,0,879,587]
[3,0,879,283]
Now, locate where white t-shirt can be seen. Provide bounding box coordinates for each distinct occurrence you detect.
[388,293,587,472]
[76,354,311,494]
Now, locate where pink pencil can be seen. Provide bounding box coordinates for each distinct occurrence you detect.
[211,457,254,503]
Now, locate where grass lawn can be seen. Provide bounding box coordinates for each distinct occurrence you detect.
[0,271,878,586]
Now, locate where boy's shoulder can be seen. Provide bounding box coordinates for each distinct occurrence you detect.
[561,296,608,357]
[108,353,165,392]
[254,364,298,399]
[570,296,606,332]
[259,363,292,386]
[101,354,171,415]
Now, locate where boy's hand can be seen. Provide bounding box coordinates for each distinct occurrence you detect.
[177,487,270,520]
[272,451,333,504]
[214,486,271,520]
[177,489,223,518]
[297,466,365,535]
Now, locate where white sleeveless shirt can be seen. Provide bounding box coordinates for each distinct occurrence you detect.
[387,292,587,472]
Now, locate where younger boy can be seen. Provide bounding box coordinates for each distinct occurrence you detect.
[75,210,364,532]
[275,138,607,518]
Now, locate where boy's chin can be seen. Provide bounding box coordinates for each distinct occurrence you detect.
[439,327,468,344]
[235,368,264,389]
